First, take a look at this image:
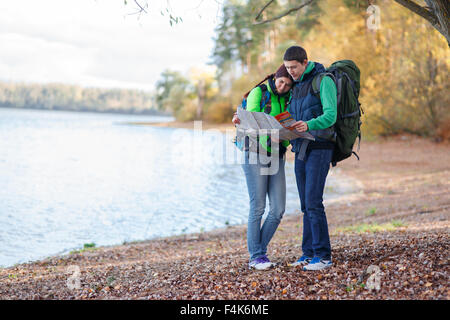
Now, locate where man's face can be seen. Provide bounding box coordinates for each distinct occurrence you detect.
[284,59,308,81]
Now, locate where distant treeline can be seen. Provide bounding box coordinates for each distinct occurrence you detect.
[0,81,168,116]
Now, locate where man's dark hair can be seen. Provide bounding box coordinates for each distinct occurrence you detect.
[283,46,308,63]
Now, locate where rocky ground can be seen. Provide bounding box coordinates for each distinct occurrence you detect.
[0,132,448,300]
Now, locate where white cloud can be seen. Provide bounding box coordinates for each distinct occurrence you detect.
[0,0,222,90]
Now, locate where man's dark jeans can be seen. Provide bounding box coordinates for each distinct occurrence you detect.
[294,148,333,260]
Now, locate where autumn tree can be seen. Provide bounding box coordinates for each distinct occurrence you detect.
[254,0,450,47]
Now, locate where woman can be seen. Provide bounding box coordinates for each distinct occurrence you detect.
[232,64,293,270]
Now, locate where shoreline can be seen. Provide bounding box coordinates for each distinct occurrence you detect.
[0,166,363,270]
[0,119,308,270]
[0,105,172,118]
[1,122,449,299]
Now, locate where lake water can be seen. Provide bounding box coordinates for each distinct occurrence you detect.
[0,107,359,267]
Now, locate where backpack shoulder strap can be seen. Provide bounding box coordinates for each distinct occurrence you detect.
[311,72,340,108]
[258,83,268,93]
[311,72,336,98]
[257,84,271,113]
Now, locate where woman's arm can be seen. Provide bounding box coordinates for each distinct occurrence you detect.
[246,87,263,112]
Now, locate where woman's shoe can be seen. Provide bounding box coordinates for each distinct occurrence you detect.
[248,255,275,270]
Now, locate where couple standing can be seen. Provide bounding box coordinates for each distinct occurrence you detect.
[232,46,337,271]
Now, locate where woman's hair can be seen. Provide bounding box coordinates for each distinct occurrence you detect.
[274,64,292,81]
[243,64,293,98]
[243,73,274,99]
[242,63,294,98]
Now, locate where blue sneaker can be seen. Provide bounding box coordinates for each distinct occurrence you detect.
[289,255,312,267]
[248,255,275,270]
[303,257,333,271]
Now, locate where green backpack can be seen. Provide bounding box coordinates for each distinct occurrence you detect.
[311,60,363,166]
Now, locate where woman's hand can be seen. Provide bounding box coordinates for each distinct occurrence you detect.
[232,112,240,125]
[289,120,308,133]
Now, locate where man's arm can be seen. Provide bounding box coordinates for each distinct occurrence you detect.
[306,76,337,130]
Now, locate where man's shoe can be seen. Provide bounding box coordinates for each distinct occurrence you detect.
[289,255,312,267]
[249,255,275,270]
[302,257,332,271]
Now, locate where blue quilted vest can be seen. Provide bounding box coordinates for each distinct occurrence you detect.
[289,62,335,153]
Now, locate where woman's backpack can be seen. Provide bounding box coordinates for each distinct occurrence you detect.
[240,84,271,113]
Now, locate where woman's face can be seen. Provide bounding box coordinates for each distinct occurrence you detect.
[275,76,293,94]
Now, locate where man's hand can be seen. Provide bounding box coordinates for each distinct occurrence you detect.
[289,120,308,133]
[232,112,240,125]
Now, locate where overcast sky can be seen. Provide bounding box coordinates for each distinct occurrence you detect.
[0,0,222,91]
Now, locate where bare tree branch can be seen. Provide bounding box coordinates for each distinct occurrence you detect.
[133,0,148,14]
[425,0,450,47]
[394,0,438,26]
[394,0,449,47]
[255,0,275,21]
[253,0,316,26]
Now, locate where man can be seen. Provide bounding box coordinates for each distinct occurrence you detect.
[283,46,337,271]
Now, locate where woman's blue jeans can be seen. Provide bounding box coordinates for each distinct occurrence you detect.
[242,152,286,261]
[294,148,333,260]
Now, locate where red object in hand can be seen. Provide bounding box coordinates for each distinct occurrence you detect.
[232,112,240,125]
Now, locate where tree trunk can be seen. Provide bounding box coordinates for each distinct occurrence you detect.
[394,0,450,47]
[425,0,450,47]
